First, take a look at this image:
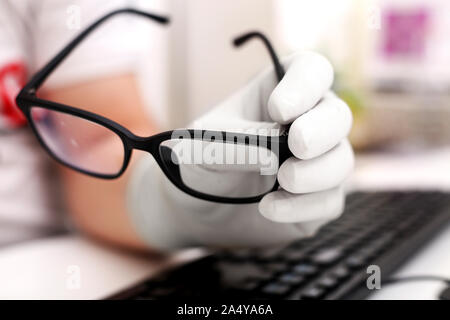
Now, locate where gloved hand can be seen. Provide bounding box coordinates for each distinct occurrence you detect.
[127,52,354,250]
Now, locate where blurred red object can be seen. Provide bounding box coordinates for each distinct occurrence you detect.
[0,61,27,129]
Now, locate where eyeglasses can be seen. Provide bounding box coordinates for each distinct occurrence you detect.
[16,8,292,204]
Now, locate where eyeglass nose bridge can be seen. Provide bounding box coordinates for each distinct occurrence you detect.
[123,131,172,155]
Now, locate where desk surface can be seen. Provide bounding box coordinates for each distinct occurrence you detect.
[0,236,206,299]
[349,146,450,192]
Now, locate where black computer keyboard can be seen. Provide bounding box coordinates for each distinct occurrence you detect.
[111,191,450,300]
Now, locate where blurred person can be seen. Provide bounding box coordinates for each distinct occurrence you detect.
[1,0,354,252]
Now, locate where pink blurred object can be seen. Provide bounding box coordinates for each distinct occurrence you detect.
[383,8,429,59]
[366,0,450,92]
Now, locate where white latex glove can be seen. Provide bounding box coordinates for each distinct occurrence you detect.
[127,52,354,250]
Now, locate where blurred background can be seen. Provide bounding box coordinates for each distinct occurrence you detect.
[116,0,450,151]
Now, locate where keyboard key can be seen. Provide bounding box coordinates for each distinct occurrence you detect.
[281,250,307,262]
[263,263,287,273]
[311,247,343,265]
[279,273,304,285]
[346,254,367,268]
[331,266,350,279]
[262,282,291,296]
[292,263,317,276]
[316,276,338,289]
[300,286,326,299]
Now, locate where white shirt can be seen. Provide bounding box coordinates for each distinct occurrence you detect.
[0,0,154,228]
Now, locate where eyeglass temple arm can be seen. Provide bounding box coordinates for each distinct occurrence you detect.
[233,31,285,82]
[21,8,169,93]
[233,31,290,138]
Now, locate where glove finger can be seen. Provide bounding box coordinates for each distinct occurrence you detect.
[288,91,353,159]
[278,139,354,194]
[259,187,345,223]
[268,52,334,124]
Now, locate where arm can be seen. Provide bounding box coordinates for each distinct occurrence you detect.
[43,74,156,251]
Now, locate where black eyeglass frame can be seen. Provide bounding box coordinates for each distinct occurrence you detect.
[16,8,292,204]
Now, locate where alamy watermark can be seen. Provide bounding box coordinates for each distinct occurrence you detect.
[366,264,381,290]
[168,129,281,176]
